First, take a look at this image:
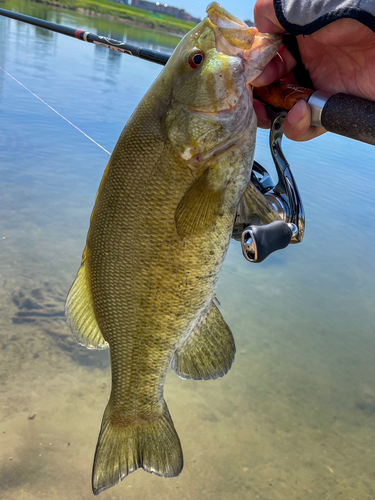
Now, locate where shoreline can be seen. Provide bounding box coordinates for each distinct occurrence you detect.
[30,0,195,35]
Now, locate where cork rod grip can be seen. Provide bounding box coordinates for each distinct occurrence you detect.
[253,81,313,111]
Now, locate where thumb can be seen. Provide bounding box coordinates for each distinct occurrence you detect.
[283,100,326,141]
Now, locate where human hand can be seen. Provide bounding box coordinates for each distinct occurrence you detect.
[252,0,375,141]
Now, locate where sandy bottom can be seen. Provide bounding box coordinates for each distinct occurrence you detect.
[1,236,375,500]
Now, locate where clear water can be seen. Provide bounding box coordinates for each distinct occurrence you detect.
[1,1,375,499]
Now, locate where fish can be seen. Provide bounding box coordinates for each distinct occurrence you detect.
[65,2,282,495]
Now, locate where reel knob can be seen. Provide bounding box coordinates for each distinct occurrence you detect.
[242,221,297,263]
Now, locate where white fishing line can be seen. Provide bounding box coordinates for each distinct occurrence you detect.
[0,66,111,155]
[0,66,112,242]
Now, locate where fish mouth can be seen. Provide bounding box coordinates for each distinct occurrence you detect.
[206,2,282,83]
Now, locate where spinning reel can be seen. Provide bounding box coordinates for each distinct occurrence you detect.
[233,109,305,263]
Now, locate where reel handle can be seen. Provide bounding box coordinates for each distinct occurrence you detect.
[242,221,296,263]
[234,108,304,263]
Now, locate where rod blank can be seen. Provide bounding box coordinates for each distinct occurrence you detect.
[0,7,170,65]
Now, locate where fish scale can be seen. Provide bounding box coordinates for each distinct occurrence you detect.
[65,2,282,495]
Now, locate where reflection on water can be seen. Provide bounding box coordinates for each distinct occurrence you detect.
[1,1,375,499]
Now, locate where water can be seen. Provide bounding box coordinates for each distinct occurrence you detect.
[1,1,375,499]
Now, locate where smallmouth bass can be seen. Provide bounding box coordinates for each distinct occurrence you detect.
[66,3,281,495]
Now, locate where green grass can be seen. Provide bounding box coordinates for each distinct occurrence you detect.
[38,0,197,33]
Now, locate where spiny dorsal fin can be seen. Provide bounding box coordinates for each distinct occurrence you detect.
[172,301,235,380]
[174,169,225,237]
[65,248,108,350]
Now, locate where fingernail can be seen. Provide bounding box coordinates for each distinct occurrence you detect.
[287,100,308,126]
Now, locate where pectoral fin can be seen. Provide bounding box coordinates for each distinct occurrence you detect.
[172,301,235,380]
[174,169,225,237]
[65,248,108,350]
[240,181,280,226]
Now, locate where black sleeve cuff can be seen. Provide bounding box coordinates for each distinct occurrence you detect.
[274,0,375,35]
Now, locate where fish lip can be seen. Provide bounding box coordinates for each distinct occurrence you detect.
[206,2,249,29]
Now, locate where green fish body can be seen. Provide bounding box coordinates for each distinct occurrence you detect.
[66,3,281,495]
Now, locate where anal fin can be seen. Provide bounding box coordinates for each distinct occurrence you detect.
[65,248,108,350]
[172,301,235,380]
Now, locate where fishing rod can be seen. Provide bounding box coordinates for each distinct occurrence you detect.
[1,7,375,146]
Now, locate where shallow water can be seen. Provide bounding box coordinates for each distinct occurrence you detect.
[1,1,375,499]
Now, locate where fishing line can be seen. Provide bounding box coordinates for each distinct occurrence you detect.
[0,66,111,156]
[0,66,111,242]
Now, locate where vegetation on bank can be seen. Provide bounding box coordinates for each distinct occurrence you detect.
[32,0,197,33]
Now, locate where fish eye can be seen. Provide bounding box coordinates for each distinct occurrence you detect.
[187,50,205,69]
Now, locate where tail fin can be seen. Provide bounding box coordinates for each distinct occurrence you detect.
[92,403,183,495]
